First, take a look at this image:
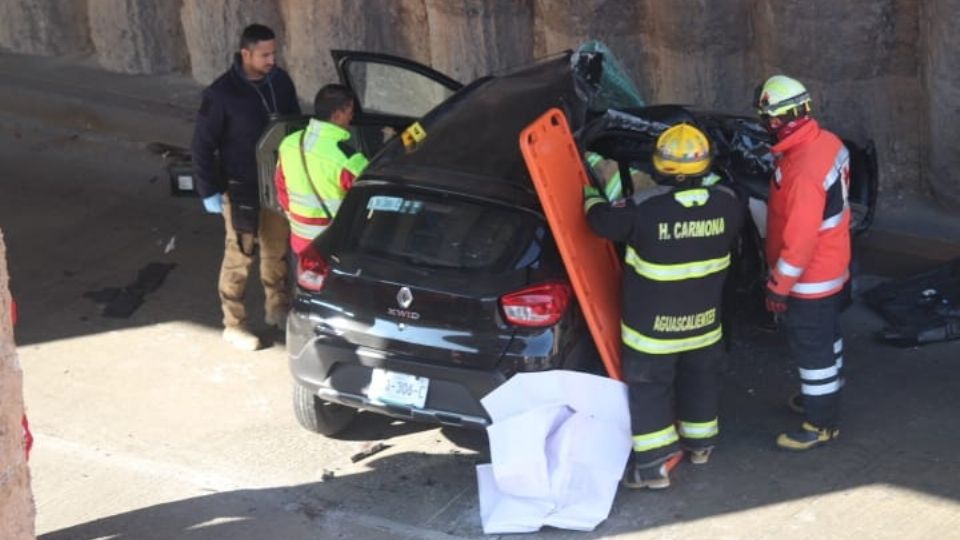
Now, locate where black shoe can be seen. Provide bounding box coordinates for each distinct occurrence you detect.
[776,422,839,451]
[622,452,681,490]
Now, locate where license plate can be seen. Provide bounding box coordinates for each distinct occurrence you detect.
[367,368,430,409]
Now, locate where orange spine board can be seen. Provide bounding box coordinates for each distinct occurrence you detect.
[519,108,624,381]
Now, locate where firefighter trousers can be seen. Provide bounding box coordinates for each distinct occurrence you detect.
[785,292,844,429]
[623,341,722,465]
[219,194,291,328]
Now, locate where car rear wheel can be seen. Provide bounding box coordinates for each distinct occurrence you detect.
[292,382,357,436]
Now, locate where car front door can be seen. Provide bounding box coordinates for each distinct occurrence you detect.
[330,50,463,158]
[257,50,462,213]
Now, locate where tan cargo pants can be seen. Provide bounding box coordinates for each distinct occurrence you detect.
[219,194,290,328]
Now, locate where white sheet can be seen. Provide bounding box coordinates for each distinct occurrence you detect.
[477,371,632,534]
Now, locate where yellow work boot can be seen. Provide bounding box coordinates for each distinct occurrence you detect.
[222,325,261,351]
[776,422,839,451]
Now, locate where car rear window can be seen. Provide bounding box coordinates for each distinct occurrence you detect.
[339,188,541,273]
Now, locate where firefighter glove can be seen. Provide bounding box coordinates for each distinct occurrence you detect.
[203,193,224,214]
[764,284,788,313]
[583,185,605,213]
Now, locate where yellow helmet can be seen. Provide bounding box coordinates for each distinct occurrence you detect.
[652,123,711,178]
[756,75,811,117]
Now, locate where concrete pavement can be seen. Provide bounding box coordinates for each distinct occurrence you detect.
[2,51,960,539]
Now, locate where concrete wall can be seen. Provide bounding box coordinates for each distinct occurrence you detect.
[0,0,956,208]
[0,231,35,540]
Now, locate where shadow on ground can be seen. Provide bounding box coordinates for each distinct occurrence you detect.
[37,306,960,538]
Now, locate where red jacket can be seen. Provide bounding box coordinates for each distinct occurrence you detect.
[766,120,851,299]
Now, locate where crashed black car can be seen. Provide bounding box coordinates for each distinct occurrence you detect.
[257,47,878,436]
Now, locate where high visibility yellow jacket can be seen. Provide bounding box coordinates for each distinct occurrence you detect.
[275,119,368,253]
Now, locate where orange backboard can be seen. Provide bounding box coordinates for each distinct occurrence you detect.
[519,108,623,381]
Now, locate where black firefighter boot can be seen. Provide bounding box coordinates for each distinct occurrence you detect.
[622,452,683,490]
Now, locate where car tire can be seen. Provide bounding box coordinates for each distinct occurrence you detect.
[292,382,357,436]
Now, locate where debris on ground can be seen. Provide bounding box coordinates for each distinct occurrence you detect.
[350,441,389,463]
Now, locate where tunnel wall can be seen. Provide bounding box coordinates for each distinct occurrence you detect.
[0,0,954,207]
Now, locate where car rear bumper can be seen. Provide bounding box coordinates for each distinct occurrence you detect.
[287,309,505,429]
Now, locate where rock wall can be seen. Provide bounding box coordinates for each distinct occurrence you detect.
[0,0,91,56]
[0,231,35,540]
[0,0,957,207]
[181,0,285,84]
[924,0,960,207]
[88,0,189,74]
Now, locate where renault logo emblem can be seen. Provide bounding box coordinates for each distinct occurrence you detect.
[397,287,414,309]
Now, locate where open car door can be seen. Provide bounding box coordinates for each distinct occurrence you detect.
[331,49,463,157]
[257,50,462,213]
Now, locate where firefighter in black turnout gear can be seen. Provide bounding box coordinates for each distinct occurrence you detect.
[584,123,744,489]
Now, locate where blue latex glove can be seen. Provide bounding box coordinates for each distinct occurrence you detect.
[202,193,223,214]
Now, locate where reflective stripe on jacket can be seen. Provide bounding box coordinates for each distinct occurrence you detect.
[275,119,368,246]
[766,120,851,299]
[586,180,745,355]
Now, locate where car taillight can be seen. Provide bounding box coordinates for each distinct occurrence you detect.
[297,245,330,291]
[500,282,571,327]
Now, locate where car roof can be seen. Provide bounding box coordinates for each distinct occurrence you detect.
[363,54,584,206]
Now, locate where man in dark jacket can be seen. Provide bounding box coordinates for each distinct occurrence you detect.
[191,24,301,351]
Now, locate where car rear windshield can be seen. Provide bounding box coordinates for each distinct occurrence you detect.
[339,188,542,273]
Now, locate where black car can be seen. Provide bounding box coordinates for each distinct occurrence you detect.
[257,49,878,436]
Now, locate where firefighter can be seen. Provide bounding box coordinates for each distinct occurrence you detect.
[755,75,850,450]
[275,84,369,255]
[584,123,744,489]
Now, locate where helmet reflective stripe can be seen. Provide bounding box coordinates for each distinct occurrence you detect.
[626,247,730,281]
[621,322,722,355]
[678,419,719,439]
[757,75,811,117]
[632,425,679,452]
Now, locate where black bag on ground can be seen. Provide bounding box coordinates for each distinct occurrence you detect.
[864,258,960,346]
